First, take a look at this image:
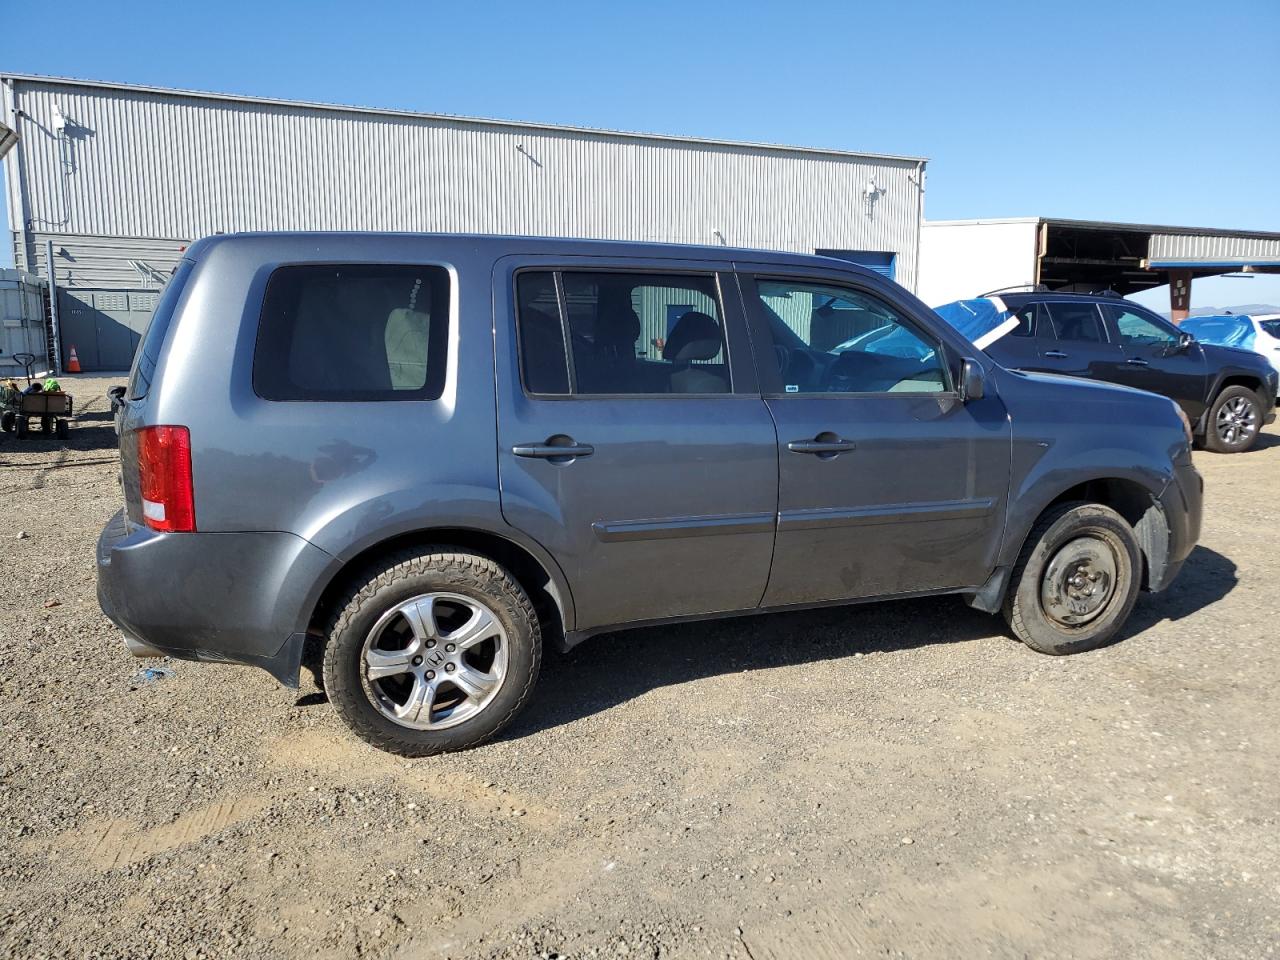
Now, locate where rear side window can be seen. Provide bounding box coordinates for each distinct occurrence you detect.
[1009,303,1042,338]
[254,264,450,401]
[515,270,729,396]
[129,259,194,400]
[1044,302,1106,343]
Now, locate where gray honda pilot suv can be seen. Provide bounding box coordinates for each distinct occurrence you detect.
[98,234,1203,756]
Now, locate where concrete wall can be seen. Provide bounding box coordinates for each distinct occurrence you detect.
[917,219,1040,307]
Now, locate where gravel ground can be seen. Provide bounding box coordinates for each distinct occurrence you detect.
[1,372,1277,960]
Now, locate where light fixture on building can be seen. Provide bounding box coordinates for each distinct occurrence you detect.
[863,178,884,219]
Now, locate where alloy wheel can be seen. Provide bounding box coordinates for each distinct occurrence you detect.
[359,592,508,731]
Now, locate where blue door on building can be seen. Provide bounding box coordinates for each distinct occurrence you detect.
[814,249,896,280]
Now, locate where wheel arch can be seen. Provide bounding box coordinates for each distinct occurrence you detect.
[306,526,574,652]
[999,475,1170,597]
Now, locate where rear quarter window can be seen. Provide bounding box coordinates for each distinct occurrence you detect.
[253,264,450,401]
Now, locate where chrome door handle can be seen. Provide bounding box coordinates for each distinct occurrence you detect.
[1043,350,1069,359]
[787,438,856,456]
[513,442,594,460]
[1125,358,1150,366]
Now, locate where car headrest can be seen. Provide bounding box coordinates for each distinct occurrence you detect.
[663,311,721,362]
[597,307,642,349]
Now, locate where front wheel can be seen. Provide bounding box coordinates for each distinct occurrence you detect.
[1003,502,1142,656]
[322,548,541,756]
[1205,385,1263,453]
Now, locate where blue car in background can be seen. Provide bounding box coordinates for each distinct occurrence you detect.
[1180,314,1280,387]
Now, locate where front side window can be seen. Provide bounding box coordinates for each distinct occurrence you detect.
[1102,305,1178,346]
[254,264,450,401]
[753,280,948,394]
[515,270,729,395]
[1044,302,1106,343]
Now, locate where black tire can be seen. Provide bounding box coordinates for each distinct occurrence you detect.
[1003,502,1142,656]
[56,419,69,442]
[322,548,541,756]
[1204,385,1263,453]
[14,416,28,439]
[41,415,54,434]
[0,410,13,433]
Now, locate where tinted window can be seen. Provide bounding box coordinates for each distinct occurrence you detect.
[1103,305,1177,346]
[129,259,194,400]
[516,271,729,395]
[254,264,450,401]
[1009,303,1041,338]
[1045,302,1106,343]
[754,280,948,394]
[1260,319,1280,339]
[515,272,570,394]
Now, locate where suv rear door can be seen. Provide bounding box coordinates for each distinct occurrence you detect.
[1030,300,1126,380]
[738,267,1011,606]
[1099,302,1208,421]
[493,255,779,633]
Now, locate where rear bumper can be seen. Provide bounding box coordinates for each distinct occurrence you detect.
[96,510,334,687]
[1148,456,1203,593]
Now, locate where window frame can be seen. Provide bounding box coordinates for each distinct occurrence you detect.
[1099,302,1181,347]
[511,265,742,401]
[741,272,959,399]
[251,261,453,403]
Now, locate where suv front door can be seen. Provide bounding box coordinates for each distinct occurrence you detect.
[740,270,1011,606]
[1100,303,1208,422]
[493,257,780,633]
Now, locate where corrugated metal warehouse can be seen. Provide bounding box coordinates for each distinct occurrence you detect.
[2,74,927,371]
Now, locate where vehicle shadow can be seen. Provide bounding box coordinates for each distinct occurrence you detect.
[1126,544,1237,631]
[499,545,1238,742]
[500,594,1007,743]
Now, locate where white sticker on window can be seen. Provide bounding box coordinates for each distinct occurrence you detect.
[785,384,799,393]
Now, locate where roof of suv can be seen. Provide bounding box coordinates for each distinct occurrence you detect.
[986,291,1128,307]
[187,231,884,274]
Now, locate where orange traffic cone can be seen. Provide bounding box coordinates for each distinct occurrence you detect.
[66,345,81,374]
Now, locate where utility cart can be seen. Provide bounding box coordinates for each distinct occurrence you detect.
[1,353,73,442]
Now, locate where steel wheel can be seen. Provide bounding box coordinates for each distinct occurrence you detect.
[1216,394,1258,447]
[1039,536,1118,627]
[359,592,508,731]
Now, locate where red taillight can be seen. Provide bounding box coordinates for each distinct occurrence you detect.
[136,425,195,532]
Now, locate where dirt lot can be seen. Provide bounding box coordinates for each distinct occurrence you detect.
[1,372,1277,960]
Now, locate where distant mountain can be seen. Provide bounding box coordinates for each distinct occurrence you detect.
[1156,304,1280,319]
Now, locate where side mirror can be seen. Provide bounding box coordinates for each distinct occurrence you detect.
[1177,332,1195,352]
[959,358,985,402]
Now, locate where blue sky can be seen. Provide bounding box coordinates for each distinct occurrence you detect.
[3,0,1278,308]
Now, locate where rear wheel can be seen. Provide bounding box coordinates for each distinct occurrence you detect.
[1003,502,1141,656]
[1205,385,1262,453]
[0,410,13,433]
[14,416,28,438]
[322,548,541,756]
[55,419,69,442]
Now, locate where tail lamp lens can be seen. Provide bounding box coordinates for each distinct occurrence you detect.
[136,425,195,532]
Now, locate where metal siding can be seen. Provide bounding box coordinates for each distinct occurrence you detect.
[7,78,922,291]
[1150,232,1280,261]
